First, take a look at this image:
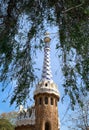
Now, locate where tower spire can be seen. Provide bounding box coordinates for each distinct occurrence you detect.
[34,31,59,98]
[41,32,53,81]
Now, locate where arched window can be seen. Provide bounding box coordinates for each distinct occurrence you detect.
[45,122,50,130]
[35,99,37,105]
[39,97,42,105]
[45,97,48,104]
[51,98,53,105]
[45,83,48,87]
[55,100,57,106]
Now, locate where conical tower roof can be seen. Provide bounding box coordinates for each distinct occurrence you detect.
[34,32,60,99]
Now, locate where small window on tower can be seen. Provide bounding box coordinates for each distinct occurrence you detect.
[35,99,37,105]
[39,97,42,105]
[51,98,53,105]
[45,83,48,87]
[45,97,48,104]
[55,100,57,106]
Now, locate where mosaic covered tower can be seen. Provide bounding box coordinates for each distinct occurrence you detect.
[15,32,60,130]
[34,32,60,130]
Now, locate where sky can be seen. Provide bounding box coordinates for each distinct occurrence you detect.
[0,23,71,130]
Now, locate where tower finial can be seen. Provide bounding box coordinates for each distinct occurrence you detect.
[41,32,53,81]
[44,32,51,43]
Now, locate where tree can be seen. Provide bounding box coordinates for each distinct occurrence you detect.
[0,111,18,125]
[62,97,89,130]
[0,118,14,130]
[0,0,89,107]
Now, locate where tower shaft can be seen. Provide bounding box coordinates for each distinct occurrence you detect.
[42,42,52,81]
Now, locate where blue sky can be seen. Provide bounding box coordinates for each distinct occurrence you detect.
[0,24,70,130]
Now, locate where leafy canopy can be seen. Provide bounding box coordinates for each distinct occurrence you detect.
[0,0,89,108]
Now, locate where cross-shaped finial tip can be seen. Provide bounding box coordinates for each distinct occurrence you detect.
[45,32,50,36]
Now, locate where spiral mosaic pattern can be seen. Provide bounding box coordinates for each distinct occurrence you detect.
[42,42,52,81]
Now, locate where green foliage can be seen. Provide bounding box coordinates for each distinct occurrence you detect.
[0,0,89,107]
[0,118,14,130]
[0,111,18,125]
[56,0,89,108]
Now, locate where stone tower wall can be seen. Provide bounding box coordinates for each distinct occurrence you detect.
[34,93,59,130]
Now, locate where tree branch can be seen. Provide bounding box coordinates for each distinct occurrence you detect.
[62,3,83,14]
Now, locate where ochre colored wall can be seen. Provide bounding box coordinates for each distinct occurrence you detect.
[34,93,59,130]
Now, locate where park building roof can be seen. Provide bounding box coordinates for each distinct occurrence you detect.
[16,105,35,126]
